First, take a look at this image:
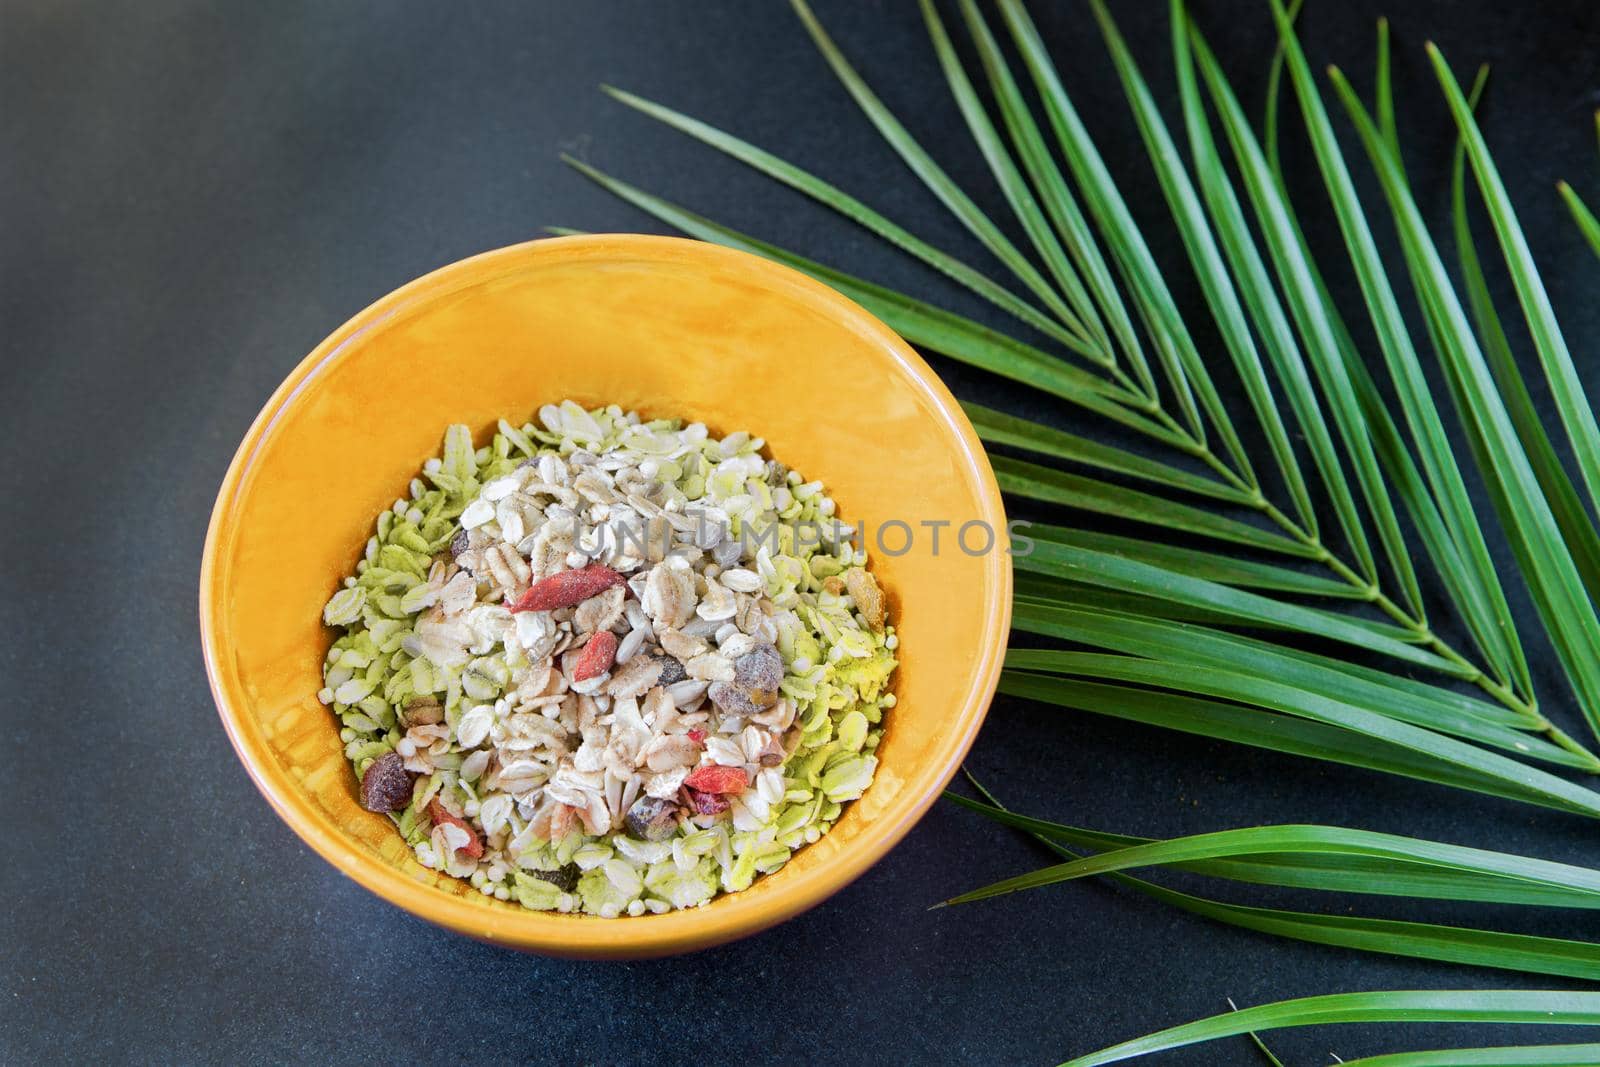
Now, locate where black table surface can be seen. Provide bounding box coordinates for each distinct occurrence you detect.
[7,2,1600,1064]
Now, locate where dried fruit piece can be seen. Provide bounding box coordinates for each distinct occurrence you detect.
[571,631,619,682]
[359,752,414,812]
[449,527,470,559]
[687,728,707,744]
[509,563,625,613]
[844,567,886,631]
[683,764,749,795]
[687,789,730,816]
[623,796,680,841]
[732,642,783,709]
[427,798,484,859]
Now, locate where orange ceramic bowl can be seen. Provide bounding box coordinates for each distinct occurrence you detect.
[200,234,1010,957]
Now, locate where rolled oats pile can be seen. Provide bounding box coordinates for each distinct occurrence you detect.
[319,401,898,917]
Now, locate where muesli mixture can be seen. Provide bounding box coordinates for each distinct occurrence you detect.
[319,402,897,916]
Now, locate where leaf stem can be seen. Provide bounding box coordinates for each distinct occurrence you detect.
[1159,422,1600,769]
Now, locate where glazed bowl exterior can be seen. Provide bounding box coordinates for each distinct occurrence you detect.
[200,234,1011,957]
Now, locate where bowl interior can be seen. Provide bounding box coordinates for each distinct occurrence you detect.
[202,235,1009,956]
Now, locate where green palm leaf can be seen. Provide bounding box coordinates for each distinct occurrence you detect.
[997,671,1600,815]
[1562,180,1600,262]
[1454,81,1600,611]
[960,402,1247,504]
[1007,608,1587,764]
[788,0,1098,355]
[1260,3,1524,690]
[994,456,1313,556]
[947,792,1600,908]
[1260,0,1302,177]
[952,0,1150,392]
[1059,990,1600,1066]
[570,0,1600,764]
[1344,1045,1600,1067]
[1086,0,1305,521]
[596,86,1097,363]
[1016,539,1459,673]
[1022,525,1361,599]
[571,0,1600,1006]
[919,0,1108,362]
[1328,60,1600,740]
[1434,49,1600,517]
[1186,15,1419,614]
[939,811,1600,908]
[960,776,1600,1051]
[1563,109,1600,262]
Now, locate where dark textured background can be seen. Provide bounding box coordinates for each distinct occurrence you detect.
[6,2,1600,1064]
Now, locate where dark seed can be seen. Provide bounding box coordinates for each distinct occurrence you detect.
[708,680,761,718]
[733,643,783,709]
[623,796,681,842]
[532,862,580,893]
[359,751,414,812]
[655,656,688,686]
[449,527,470,558]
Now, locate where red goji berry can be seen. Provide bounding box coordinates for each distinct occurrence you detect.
[683,764,748,795]
[570,630,619,682]
[509,564,625,613]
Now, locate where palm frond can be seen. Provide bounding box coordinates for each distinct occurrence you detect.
[960,402,1249,503]
[960,774,1600,1059]
[950,788,1600,907]
[1256,4,1526,692]
[1091,0,1316,536]
[1326,58,1600,744]
[569,0,1600,794]
[1433,51,1600,517]
[944,799,1600,907]
[997,670,1594,814]
[949,783,1600,983]
[1057,990,1600,1066]
[790,0,1102,356]
[570,7,1600,1058]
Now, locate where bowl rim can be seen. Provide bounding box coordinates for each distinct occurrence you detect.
[199,233,1011,957]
